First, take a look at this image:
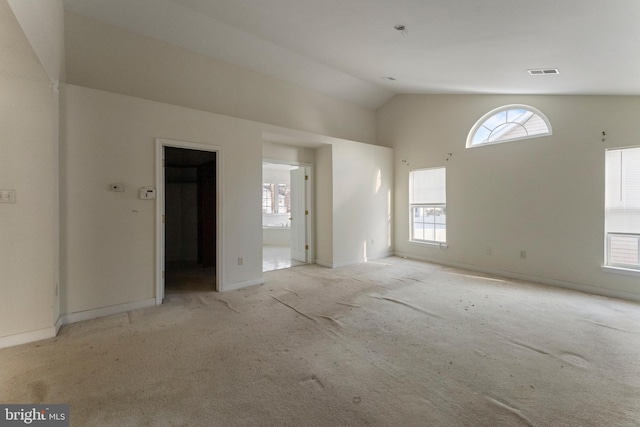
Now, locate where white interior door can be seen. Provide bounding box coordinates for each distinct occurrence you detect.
[290,167,307,262]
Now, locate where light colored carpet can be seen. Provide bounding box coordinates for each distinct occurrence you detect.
[1,257,639,426]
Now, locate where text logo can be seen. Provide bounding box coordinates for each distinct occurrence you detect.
[0,405,68,426]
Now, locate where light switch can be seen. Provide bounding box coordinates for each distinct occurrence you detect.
[139,187,156,200]
[0,189,16,203]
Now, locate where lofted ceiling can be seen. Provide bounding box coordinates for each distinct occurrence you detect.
[62,0,640,110]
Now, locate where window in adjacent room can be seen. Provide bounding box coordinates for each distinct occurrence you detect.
[467,105,552,148]
[605,147,640,270]
[409,167,446,244]
[262,183,290,214]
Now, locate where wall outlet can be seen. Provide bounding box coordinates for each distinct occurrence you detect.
[0,189,16,203]
[238,257,243,266]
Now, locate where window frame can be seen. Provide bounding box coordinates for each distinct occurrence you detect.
[606,232,640,269]
[262,182,291,215]
[466,104,552,148]
[410,203,447,245]
[604,146,640,272]
[409,167,447,246]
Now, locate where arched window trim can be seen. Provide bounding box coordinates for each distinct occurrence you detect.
[466,104,552,148]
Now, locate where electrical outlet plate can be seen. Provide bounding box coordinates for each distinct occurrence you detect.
[0,189,16,203]
[139,187,156,199]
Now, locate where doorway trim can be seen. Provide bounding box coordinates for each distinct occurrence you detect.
[155,138,223,304]
[262,159,314,266]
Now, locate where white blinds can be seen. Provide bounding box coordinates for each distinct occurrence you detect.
[605,147,640,234]
[410,168,446,204]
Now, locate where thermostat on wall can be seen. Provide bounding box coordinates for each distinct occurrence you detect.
[139,187,156,200]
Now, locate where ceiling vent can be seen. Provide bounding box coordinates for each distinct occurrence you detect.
[528,68,560,75]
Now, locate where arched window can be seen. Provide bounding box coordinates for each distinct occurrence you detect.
[466,105,552,148]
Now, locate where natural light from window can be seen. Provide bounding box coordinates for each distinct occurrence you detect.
[409,167,446,245]
[262,163,297,228]
[604,147,640,271]
[467,105,552,148]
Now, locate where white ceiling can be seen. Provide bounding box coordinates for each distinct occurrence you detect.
[62,0,640,110]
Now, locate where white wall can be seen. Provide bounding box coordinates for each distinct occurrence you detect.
[64,11,377,145]
[263,228,291,246]
[331,142,394,267]
[1,1,390,346]
[61,85,265,314]
[0,0,60,344]
[263,141,316,165]
[60,85,394,317]
[315,145,333,266]
[7,0,65,84]
[262,167,292,185]
[378,94,640,300]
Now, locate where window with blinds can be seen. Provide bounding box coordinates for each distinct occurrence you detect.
[409,167,446,244]
[605,147,640,269]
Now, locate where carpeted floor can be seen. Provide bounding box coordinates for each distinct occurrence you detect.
[1,257,639,426]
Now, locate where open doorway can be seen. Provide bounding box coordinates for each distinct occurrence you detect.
[161,145,218,296]
[262,162,312,271]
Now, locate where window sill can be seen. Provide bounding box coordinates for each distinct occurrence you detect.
[601,266,640,277]
[409,240,448,250]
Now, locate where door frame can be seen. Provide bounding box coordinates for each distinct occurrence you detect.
[156,138,223,304]
[262,159,313,264]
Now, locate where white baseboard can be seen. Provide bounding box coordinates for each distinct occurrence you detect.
[60,298,157,325]
[315,259,333,268]
[0,299,156,349]
[332,258,365,269]
[394,251,640,303]
[0,326,58,349]
[314,259,332,268]
[220,277,264,292]
[329,252,396,269]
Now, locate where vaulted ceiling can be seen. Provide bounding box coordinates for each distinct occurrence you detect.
[63,0,640,110]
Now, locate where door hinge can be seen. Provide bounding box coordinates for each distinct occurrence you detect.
[305,245,309,250]
[162,271,165,279]
[305,175,308,181]
[305,210,309,215]
[162,159,165,167]
[162,215,165,223]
